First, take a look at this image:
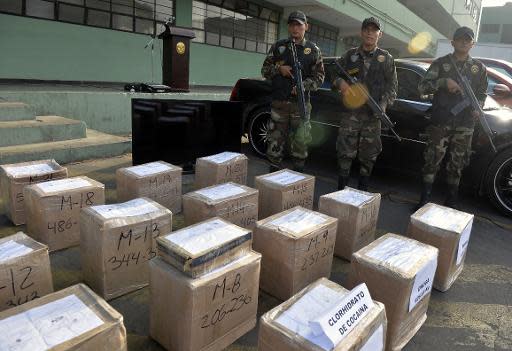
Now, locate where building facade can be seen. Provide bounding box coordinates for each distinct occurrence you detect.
[0,0,481,86]
[478,2,512,44]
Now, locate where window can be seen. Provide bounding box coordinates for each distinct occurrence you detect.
[307,22,338,57]
[192,0,279,53]
[0,0,175,36]
[396,68,422,101]
[481,24,500,34]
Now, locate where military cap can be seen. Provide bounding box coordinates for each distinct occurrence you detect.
[362,17,381,30]
[288,10,307,25]
[453,26,475,40]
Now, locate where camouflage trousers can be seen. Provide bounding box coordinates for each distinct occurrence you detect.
[266,100,312,167]
[422,123,475,186]
[337,110,382,177]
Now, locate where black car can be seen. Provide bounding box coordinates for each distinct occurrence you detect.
[230,58,512,216]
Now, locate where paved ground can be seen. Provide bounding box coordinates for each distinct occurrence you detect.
[0,150,511,351]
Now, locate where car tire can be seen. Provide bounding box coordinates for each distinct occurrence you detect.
[485,147,512,216]
[248,107,271,157]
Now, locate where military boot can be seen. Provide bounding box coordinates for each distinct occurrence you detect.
[357,176,370,191]
[444,185,459,209]
[338,176,349,190]
[415,182,433,211]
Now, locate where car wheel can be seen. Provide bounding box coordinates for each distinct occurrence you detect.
[248,107,271,157]
[485,147,512,216]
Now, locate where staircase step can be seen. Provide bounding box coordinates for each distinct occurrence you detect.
[0,116,86,147]
[0,102,35,121]
[0,129,131,165]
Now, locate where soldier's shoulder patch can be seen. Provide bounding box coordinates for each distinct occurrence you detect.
[471,64,479,74]
[377,55,386,63]
[304,47,312,55]
[278,45,286,54]
[442,63,451,72]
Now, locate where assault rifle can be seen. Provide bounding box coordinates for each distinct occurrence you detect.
[334,61,401,142]
[288,38,308,121]
[449,55,497,153]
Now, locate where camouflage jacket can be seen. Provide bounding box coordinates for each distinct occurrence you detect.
[418,54,488,124]
[261,38,324,102]
[332,46,397,110]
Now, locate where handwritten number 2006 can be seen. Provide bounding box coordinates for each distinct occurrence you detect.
[200,294,252,329]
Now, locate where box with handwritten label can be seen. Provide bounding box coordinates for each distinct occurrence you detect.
[156,217,252,278]
[183,182,258,229]
[319,187,381,261]
[408,203,474,292]
[255,169,315,219]
[259,278,387,351]
[195,151,248,189]
[348,233,438,351]
[0,159,67,225]
[0,283,127,350]
[253,206,337,300]
[116,161,182,214]
[150,218,260,351]
[24,176,105,252]
[81,198,172,300]
[0,232,53,312]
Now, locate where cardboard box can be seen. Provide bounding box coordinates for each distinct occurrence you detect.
[0,159,67,225]
[319,187,381,260]
[253,206,338,300]
[150,251,261,351]
[24,176,105,252]
[157,217,252,278]
[195,151,248,189]
[0,283,127,350]
[407,203,474,292]
[348,233,438,351]
[0,232,53,312]
[81,198,172,300]
[259,278,387,351]
[183,182,258,229]
[255,169,315,220]
[116,161,182,214]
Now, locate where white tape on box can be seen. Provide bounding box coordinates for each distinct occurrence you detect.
[203,152,241,164]
[92,198,160,219]
[4,163,55,178]
[0,240,33,261]
[0,294,104,350]
[37,178,92,193]
[268,208,327,235]
[195,183,247,201]
[330,189,373,207]
[264,171,306,186]
[365,237,426,272]
[127,162,172,177]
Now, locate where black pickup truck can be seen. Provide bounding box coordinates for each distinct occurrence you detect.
[230,58,512,216]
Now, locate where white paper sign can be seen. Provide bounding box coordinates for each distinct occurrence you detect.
[360,324,384,351]
[264,171,305,186]
[331,189,373,206]
[456,220,473,265]
[203,151,241,164]
[275,284,345,351]
[195,183,246,201]
[37,178,92,193]
[365,237,426,273]
[309,283,375,349]
[4,163,55,178]
[127,162,172,177]
[163,219,247,255]
[268,208,326,235]
[92,198,159,219]
[409,256,437,312]
[0,240,33,261]
[0,294,104,350]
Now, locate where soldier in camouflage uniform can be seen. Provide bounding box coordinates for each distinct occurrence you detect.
[417,26,488,209]
[261,10,324,172]
[331,17,397,191]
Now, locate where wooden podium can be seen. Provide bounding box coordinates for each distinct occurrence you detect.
[158,25,195,92]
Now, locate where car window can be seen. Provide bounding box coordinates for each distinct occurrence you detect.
[396,68,422,101]
[484,63,512,80]
[487,75,498,94]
